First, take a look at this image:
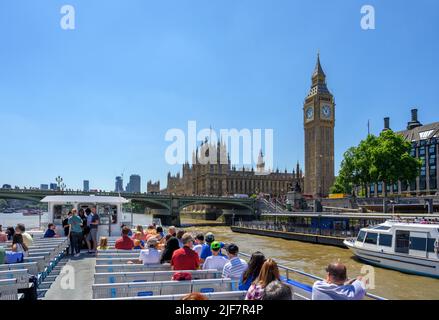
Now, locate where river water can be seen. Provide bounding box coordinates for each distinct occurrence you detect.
[2,212,439,300]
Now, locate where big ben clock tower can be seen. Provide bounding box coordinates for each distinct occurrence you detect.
[303,54,335,197]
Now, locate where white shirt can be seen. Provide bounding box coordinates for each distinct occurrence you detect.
[139,248,162,265]
[22,232,33,247]
[193,244,203,256]
[222,257,248,280]
[203,255,228,272]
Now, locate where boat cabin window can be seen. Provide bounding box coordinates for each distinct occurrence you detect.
[373,226,391,231]
[409,237,427,251]
[364,232,378,245]
[427,239,436,253]
[97,205,118,225]
[379,234,393,247]
[53,204,73,224]
[356,231,366,242]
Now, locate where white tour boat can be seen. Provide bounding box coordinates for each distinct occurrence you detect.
[40,195,135,238]
[344,220,439,278]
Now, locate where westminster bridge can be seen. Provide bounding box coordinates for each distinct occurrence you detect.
[0,188,258,226]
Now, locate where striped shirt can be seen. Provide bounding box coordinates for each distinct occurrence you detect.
[222,257,248,280]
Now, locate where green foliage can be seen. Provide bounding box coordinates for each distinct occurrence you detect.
[0,199,7,209]
[332,130,421,197]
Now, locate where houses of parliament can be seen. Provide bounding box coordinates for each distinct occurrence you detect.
[148,55,336,197]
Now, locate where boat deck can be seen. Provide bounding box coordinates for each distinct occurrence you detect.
[43,253,96,300]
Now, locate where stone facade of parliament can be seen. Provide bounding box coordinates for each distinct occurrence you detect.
[163,139,304,196]
[152,55,336,197]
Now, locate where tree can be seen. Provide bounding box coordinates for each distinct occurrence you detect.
[331,130,421,198]
[330,147,356,194]
[369,130,421,197]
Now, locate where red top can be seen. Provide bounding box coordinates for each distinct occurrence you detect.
[115,235,134,250]
[171,246,200,270]
[0,232,7,242]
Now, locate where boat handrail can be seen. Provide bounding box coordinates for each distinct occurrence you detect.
[239,252,388,301]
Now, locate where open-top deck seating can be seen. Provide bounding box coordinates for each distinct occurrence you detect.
[95,263,172,273]
[95,290,248,300]
[0,262,39,276]
[97,253,140,259]
[0,269,30,290]
[96,257,144,265]
[0,279,19,300]
[97,249,141,255]
[23,256,48,273]
[92,278,238,299]
[94,269,222,284]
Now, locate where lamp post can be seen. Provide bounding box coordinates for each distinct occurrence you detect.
[56,176,64,191]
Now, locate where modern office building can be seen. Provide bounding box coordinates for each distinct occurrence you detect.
[83,180,90,192]
[40,184,49,190]
[115,176,124,192]
[49,183,57,191]
[126,175,141,193]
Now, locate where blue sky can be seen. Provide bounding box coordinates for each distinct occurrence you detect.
[0,0,438,191]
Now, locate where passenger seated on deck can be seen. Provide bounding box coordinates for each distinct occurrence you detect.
[160,237,180,263]
[262,280,293,300]
[6,227,15,241]
[97,237,108,250]
[312,262,367,300]
[222,244,248,281]
[239,251,266,291]
[137,238,162,265]
[171,233,200,271]
[133,239,144,250]
[132,225,147,241]
[133,232,145,248]
[44,223,57,238]
[245,259,280,300]
[156,226,165,239]
[120,224,133,237]
[115,226,134,250]
[199,232,215,263]
[12,234,29,257]
[176,230,185,248]
[145,224,157,240]
[0,225,8,243]
[15,224,33,247]
[167,226,177,237]
[202,241,227,272]
[192,233,205,256]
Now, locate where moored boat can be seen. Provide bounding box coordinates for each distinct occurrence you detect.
[344,220,439,278]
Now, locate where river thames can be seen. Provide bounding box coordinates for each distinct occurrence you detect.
[1,212,439,300]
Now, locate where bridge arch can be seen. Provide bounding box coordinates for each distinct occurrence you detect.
[177,200,255,214]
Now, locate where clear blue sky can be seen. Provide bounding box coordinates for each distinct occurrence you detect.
[1,0,438,191]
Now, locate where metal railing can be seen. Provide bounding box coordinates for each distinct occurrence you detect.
[234,221,361,238]
[239,252,387,300]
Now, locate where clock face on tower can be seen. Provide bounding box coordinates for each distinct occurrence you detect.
[305,106,314,121]
[321,105,331,119]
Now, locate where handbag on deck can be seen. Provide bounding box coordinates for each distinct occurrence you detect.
[5,251,24,264]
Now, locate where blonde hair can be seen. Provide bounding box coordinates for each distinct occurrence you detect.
[98,237,108,249]
[255,259,280,288]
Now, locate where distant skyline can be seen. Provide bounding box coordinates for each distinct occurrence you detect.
[1,0,439,191]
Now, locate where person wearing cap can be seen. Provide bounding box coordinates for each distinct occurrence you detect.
[199,232,225,263]
[171,233,200,271]
[137,237,162,265]
[222,243,248,280]
[202,241,228,272]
